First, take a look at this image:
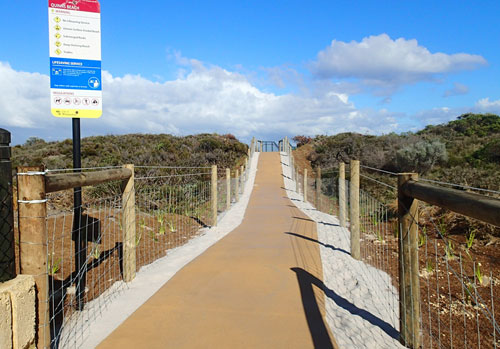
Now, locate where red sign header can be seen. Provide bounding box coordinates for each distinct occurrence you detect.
[49,0,100,13]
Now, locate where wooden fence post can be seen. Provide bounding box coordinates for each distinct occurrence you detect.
[296,169,299,193]
[398,173,421,348]
[303,168,308,202]
[226,168,231,210]
[235,169,240,202]
[211,165,217,226]
[240,165,244,186]
[316,167,321,210]
[0,128,15,282]
[122,164,136,282]
[339,162,346,228]
[17,166,50,348]
[350,160,360,260]
[259,141,263,152]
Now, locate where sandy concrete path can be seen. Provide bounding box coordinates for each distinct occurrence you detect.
[98,153,337,349]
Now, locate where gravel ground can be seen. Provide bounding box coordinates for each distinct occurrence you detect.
[280,152,404,349]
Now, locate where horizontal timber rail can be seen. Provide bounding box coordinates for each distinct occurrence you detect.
[401,179,500,227]
[45,168,132,193]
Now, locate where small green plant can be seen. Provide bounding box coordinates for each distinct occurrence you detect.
[426,259,434,274]
[466,229,476,250]
[135,232,142,246]
[167,220,176,233]
[437,217,448,237]
[475,262,483,285]
[91,243,101,259]
[150,231,158,242]
[48,254,61,276]
[465,282,475,304]
[418,228,427,247]
[159,224,166,235]
[445,240,454,260]
[139,218,146,229]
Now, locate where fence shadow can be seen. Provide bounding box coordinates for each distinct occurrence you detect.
[292,268,399,341]
[285,232,349,256]
[291,267,334,348]
[49,242,122,348]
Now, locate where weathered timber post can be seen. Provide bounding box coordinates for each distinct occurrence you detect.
[226,168,231,210]
[350,160,360,260]
[303,168,308,202]
[296,169,299,193]
[245,158,248,181]
[316,167,322,210]
[17,166,50,348]
[339,162,346,228]
[398,173,421,348]
[0,129,15,282]
[240,165,244,188]
[211,165,217,226]
[235,169,240,202]
[122,164,136,282]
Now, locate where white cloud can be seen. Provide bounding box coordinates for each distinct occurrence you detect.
[413,98,500,127]
[443,82,469,97]
[0,61,401,144]
[476,97,500,112]
[0,62,50,128]
[311,34,487,91]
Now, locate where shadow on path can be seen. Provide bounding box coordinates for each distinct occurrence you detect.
[291,268,334,349]
[292,268,399,341]
[285,232,350,256]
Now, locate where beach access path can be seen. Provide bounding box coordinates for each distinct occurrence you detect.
[98,152,338,348]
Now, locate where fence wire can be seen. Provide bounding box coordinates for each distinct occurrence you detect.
[360,168,500,349]
[45,180,127,348]
[29,160,252,348]
[290,158,499,348]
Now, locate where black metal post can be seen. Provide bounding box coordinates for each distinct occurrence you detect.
[0,128,15,282]
[72,118,86,310]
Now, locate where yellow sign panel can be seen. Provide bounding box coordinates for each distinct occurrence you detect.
[51,109,102,118]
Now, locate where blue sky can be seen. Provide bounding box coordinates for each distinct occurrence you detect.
[1,1,499,144]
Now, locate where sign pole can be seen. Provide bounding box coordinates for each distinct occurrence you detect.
[72,118,86,310]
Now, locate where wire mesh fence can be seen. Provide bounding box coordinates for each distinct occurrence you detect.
[289,155,499,348]
[357,169,500,348]
[45,182,126,348]
[13,158,253,349]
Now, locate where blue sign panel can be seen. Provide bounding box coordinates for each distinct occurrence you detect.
[50,58,101,91]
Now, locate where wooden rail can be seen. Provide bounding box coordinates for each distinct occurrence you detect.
[45,168,132,193]
[402,180,500,227]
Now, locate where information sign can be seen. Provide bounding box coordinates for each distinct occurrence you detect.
[48,0,102,118]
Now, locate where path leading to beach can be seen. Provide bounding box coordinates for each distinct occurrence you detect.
[98,152,337,348]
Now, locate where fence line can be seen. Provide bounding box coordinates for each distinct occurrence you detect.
[283,136,500,349]
[14,146,254,348]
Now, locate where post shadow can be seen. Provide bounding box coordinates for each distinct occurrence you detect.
[291,267,335,349]
[285,232,350,256]
[292,268,399,341]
